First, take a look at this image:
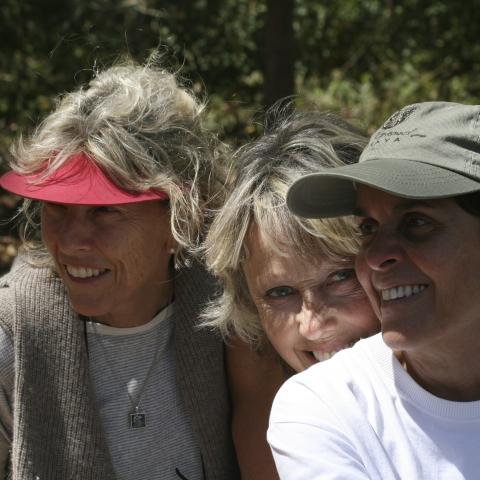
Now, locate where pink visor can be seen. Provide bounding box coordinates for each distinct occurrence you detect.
[0,153,168,205]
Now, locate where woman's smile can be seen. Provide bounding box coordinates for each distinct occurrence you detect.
[64,264,109,279]
[380,284,427,301]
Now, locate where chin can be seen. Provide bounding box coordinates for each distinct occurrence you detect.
[67,298,109,320]
[381,328,419,351]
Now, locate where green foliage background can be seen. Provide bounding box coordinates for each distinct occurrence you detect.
[2,0,480,154]
[1,0,480,269]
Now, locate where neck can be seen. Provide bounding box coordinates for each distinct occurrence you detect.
[396,349,480,401]
[93,280,174,328]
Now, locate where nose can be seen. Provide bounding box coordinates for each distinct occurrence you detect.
[297,298,328,341]
[361,229,404,272]
[55,211,94,254]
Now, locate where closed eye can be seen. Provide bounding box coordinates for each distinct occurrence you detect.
[402,214,430,229]
[93,206,120,215]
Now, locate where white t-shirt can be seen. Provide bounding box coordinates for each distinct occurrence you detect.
[268,333,480,480]
[86,304,203,480]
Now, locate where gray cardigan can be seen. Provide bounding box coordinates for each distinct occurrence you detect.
[0,257,239,479]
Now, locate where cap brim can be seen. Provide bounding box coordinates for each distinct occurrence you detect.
[0,154,168,205]
[287,159,480,219]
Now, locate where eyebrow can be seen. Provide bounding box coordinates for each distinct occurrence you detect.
[354,200,436,217]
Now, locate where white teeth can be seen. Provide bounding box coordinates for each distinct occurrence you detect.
[382,284,426,301]
[312,346,349,362]
[66,265,106,278]
[312,351,330,362]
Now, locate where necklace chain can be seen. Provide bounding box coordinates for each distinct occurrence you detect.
[90,312,168,429]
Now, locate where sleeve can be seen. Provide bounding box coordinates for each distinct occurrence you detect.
[267,377,370,480]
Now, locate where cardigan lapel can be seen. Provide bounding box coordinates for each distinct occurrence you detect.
[11,263,116,479]
[174,261,240,479]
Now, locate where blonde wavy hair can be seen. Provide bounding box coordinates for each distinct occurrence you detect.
[10,57,226,266]
[202,108,368,347]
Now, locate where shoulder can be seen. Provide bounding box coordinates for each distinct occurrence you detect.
[0,270,19,391]
[268,336,398,479]
[0,253,56,289]
[227,338,288,396]
[175,259,219,302]
[173,259,224,357]
[0,254,61,334]
[271,334,387,424]
[281,334,382,389]
[0,258,28,334]
[174,260,220,322]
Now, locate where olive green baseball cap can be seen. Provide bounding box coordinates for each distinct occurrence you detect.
[287,102,480,218]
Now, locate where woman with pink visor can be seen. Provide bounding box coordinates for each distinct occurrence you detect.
[0,60,248,479]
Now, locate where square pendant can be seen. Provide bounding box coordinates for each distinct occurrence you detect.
[130,411,146,429]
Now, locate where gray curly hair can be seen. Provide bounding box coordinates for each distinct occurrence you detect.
[202,108,368,347]
[10,58,226,266]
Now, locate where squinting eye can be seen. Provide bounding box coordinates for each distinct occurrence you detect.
[330,269,355,282]
[357,219,377,237]
[265,286,296,298]
[327,268,356,284]
[94,206,119,215]
[404,215,429,228]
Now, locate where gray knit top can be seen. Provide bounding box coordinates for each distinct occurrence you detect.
[0,257,240,479]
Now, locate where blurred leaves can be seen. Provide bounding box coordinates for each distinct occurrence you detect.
[0,0,267,158]
[2,0,480,155]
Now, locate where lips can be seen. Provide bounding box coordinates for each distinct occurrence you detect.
[65,265,109,279]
